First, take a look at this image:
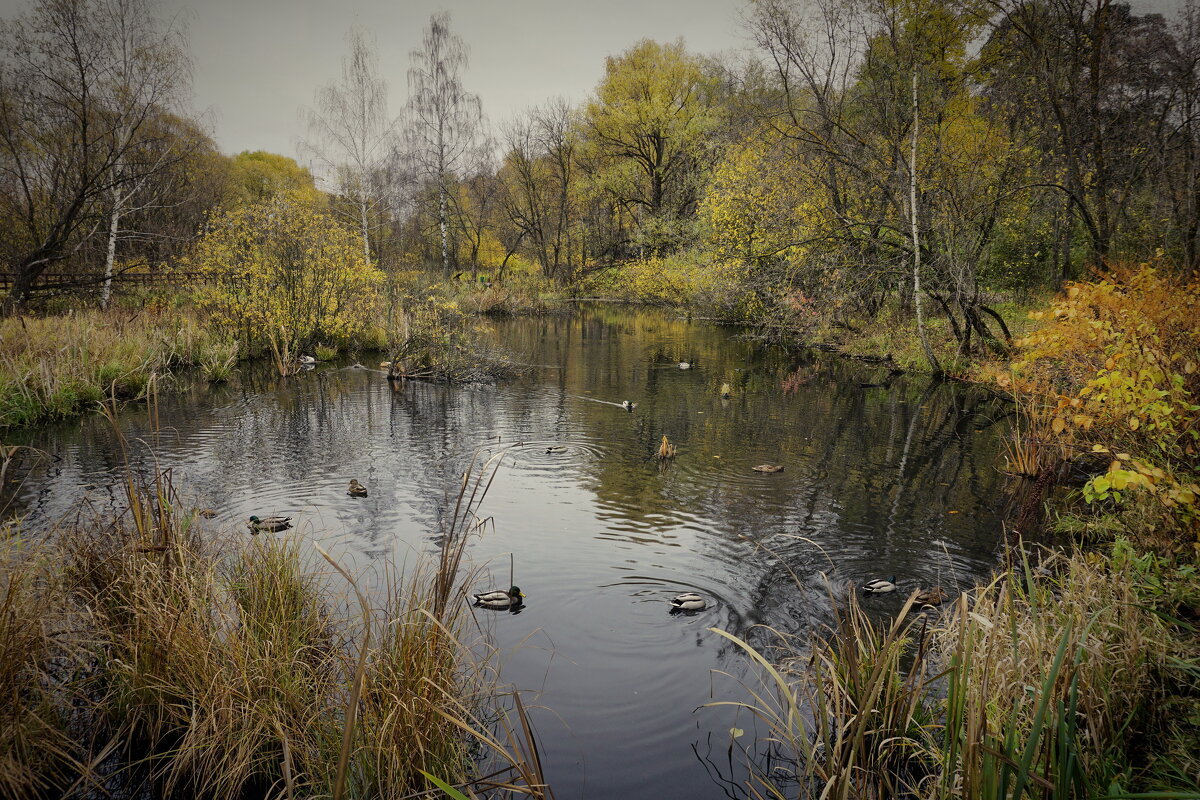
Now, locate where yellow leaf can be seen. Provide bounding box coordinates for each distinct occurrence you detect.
[1129,416,1140,431]
[1051,416,1066,435]
[1116,453,1130,460]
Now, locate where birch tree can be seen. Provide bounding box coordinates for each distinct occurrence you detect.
[403,12,482,278]
[0,0,189,310]
[301,28,395,265]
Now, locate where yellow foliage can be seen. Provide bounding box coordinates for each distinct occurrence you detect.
[700,135,817,265]
[1011,263,1200,529]
[183,192,383,356]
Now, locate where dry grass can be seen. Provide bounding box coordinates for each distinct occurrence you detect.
[0,309,234,427]
[713,548,1196,799]
[0,452,551,799]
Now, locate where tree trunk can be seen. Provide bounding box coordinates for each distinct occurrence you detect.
[439,182,450,278]
[101,188,122,310]
[910,72,942,376]
[360,198,371,265]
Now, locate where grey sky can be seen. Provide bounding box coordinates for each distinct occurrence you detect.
[0,0,1188,163]
[167,0,748,160]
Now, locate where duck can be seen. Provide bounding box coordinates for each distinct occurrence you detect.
[915,587,949,607]
[298,355,316,365]
[752,464,784,473]
[348,479,368,497]
[863,576,897,594]
[545,446,566,454]
[720,382,731,399]
[621,400,637,411]
[247,515,291,533]
[670,592,707,612]
[473,586,525,609]
[678,361,692,370]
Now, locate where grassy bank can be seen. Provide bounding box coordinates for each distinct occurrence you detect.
[0,460,547,799]
[0,309,238,428]
[717,263,1200,797]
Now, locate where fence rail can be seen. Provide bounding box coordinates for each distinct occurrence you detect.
[0,271,204,293]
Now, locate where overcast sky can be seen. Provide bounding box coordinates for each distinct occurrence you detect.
[0,0,1188,163]
[173,0,749,161]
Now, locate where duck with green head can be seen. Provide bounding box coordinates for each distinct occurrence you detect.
[248,515,292,533]
[473,585,525,609]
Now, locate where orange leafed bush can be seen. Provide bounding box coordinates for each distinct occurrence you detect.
[1007,263,1199,531]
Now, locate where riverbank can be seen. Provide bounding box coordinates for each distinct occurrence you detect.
[0,277,530,428]
[721,263,1200,796]
[0,460,547,799]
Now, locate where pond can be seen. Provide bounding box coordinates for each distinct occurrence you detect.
[4,304,1017,799]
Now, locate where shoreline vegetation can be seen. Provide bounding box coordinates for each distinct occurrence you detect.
[0,450,551,799]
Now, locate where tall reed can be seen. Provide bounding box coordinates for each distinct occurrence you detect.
[1,449,550,798]
[713,549,1191,799]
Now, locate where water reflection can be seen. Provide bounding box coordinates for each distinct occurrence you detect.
[3,305,1014,799]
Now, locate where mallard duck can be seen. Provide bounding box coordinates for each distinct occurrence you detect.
[863,576,897,594]
[247,515,291,533]
[670,592,707,612]
[545,446,566,454]
[473,586,525,609]
[348,479,368,497]
[678,361,692,369]
[197,508,218,519]
[752,464,784,473]
[298,355,316,366]
[621,400,637,411]
[915,587,948,607]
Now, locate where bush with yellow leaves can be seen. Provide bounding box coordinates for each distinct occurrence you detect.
[1006,263,1199,542]
[184,192,384,370]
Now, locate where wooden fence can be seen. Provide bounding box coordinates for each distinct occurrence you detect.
[0,271,204,293]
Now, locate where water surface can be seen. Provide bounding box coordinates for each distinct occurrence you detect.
[4,305,1016,799]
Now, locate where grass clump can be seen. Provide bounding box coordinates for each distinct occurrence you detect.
[0,309,227,427]
[1,456,550,799]
[715,547,1197,799]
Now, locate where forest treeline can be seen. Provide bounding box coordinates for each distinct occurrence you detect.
[3,0,1200,365]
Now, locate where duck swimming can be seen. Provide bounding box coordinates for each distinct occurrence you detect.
[752,464,784,473]
[863,576,897,594]
[915,587,949,607]
[348,480,368,497]
[248,515,292,533]
[473,586,525,609]
[670,592,707,612]
[621,400,637,411]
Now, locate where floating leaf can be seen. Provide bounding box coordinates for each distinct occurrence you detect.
[730,727,744,739]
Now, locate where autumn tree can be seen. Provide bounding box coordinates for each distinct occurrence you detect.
[404,12,483,277]
[580,39,719,255]
[224,151,325,207]
[0,0,190,310]
[301,28,395,265]
[981,0,1179,270]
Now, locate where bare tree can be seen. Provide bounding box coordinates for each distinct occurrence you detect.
[403,12,482,278]
[500,99,578,282]
[0,0,189,311]
[300,28,395,265]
